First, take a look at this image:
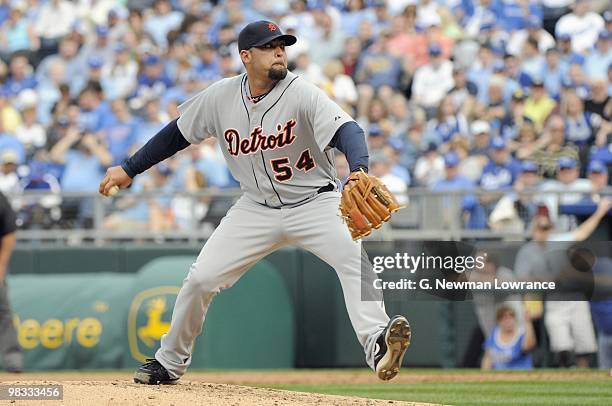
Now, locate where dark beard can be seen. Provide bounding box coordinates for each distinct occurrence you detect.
[268,66,288,80]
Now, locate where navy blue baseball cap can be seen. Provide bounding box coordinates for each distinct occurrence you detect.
[238,20,297,51]
[588,160,606,174]
[558,157,577,170]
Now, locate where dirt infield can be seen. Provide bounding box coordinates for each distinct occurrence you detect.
[0,379,430,406]
[1,370,607,405]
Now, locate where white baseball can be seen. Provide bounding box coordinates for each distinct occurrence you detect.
[108,185,120,197]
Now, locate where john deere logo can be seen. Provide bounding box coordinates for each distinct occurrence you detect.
[128,286,180,362]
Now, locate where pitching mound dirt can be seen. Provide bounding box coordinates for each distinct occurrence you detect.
[2,380,434,406]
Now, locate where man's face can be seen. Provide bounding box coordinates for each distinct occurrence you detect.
[548,120,565,145]
[242,39,288,81]
[558,167,578,184]
[519,171,539,188]
[492,148,507,164]
[588,172,608,190]
[475,132,489,148]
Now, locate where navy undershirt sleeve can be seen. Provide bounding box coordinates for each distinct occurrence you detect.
[121,118,190,178]
[329,121,369,173]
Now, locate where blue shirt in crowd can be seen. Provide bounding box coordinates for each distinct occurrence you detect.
[480,159,522,190]
[484,326,533,370]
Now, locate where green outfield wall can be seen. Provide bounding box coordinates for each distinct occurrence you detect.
[5,245,484,370]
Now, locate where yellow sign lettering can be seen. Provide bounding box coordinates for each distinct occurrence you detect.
[19,319,40,349]
[40,319,63,349]
[77,318,102,347]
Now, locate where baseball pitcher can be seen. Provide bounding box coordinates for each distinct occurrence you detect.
[99,21,410,383]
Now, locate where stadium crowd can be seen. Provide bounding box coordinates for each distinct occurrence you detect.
[0,0,610,232]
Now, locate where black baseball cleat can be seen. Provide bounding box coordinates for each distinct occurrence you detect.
[133,359,179,385]
[374,315,411,381]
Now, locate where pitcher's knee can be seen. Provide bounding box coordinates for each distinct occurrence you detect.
[184,262,224,295]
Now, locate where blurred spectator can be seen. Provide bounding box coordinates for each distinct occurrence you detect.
[104,43,139,100]
[481,305,536,370]
[423,95,468,147]
[468,43,497,105]
[519,37,546,84]
[414,143,444,187]
[321,60,358,112]
[369,150,407,206]
[144,0,184,49]
[36,36,81,89]
[479,75,506,131]
[432,152,486,229]
[340,0,376,37]
[514,199,612,367]
[355,31,402,92]
[0,1,39,58]
[0,89,21,134]
[77,25,115,72]
[507,15,554,57]
[136,99,169,145]
[464,0,498,38]
[411,44,454,117]
[500,90,529,142]
[489,160,541,232]
[539,157,592,231]
[584,31,611,78]
[383,138,410,186]
[4,52,37,96]
[448,67,478,118]
[307,11,345,67]
[14,90,46,158]
[293,52,325,86]
[523,79,556,131]
[531,115,579,178]
[132,53,174,109]
[541,47,566,101]
[586,160,609,195]
[585,78,611,122]
[469,120,492,157]
[49,127,111,192]
[480,137,521,192]
[0,150,22,197]
[555,0,605,54]
[513,121,545,160]
[77,82,114,132]
[101,99,141,166]
[561,90,605,147]
[35,0,77,57]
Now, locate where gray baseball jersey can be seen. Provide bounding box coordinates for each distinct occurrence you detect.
[177,71,353,207]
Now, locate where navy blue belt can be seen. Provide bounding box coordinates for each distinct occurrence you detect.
[317,183,336,194]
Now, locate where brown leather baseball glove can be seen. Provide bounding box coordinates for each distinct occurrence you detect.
[340,171,403,240]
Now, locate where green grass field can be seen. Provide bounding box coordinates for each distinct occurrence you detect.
[256,369,612,406]
[3,368,610,405]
